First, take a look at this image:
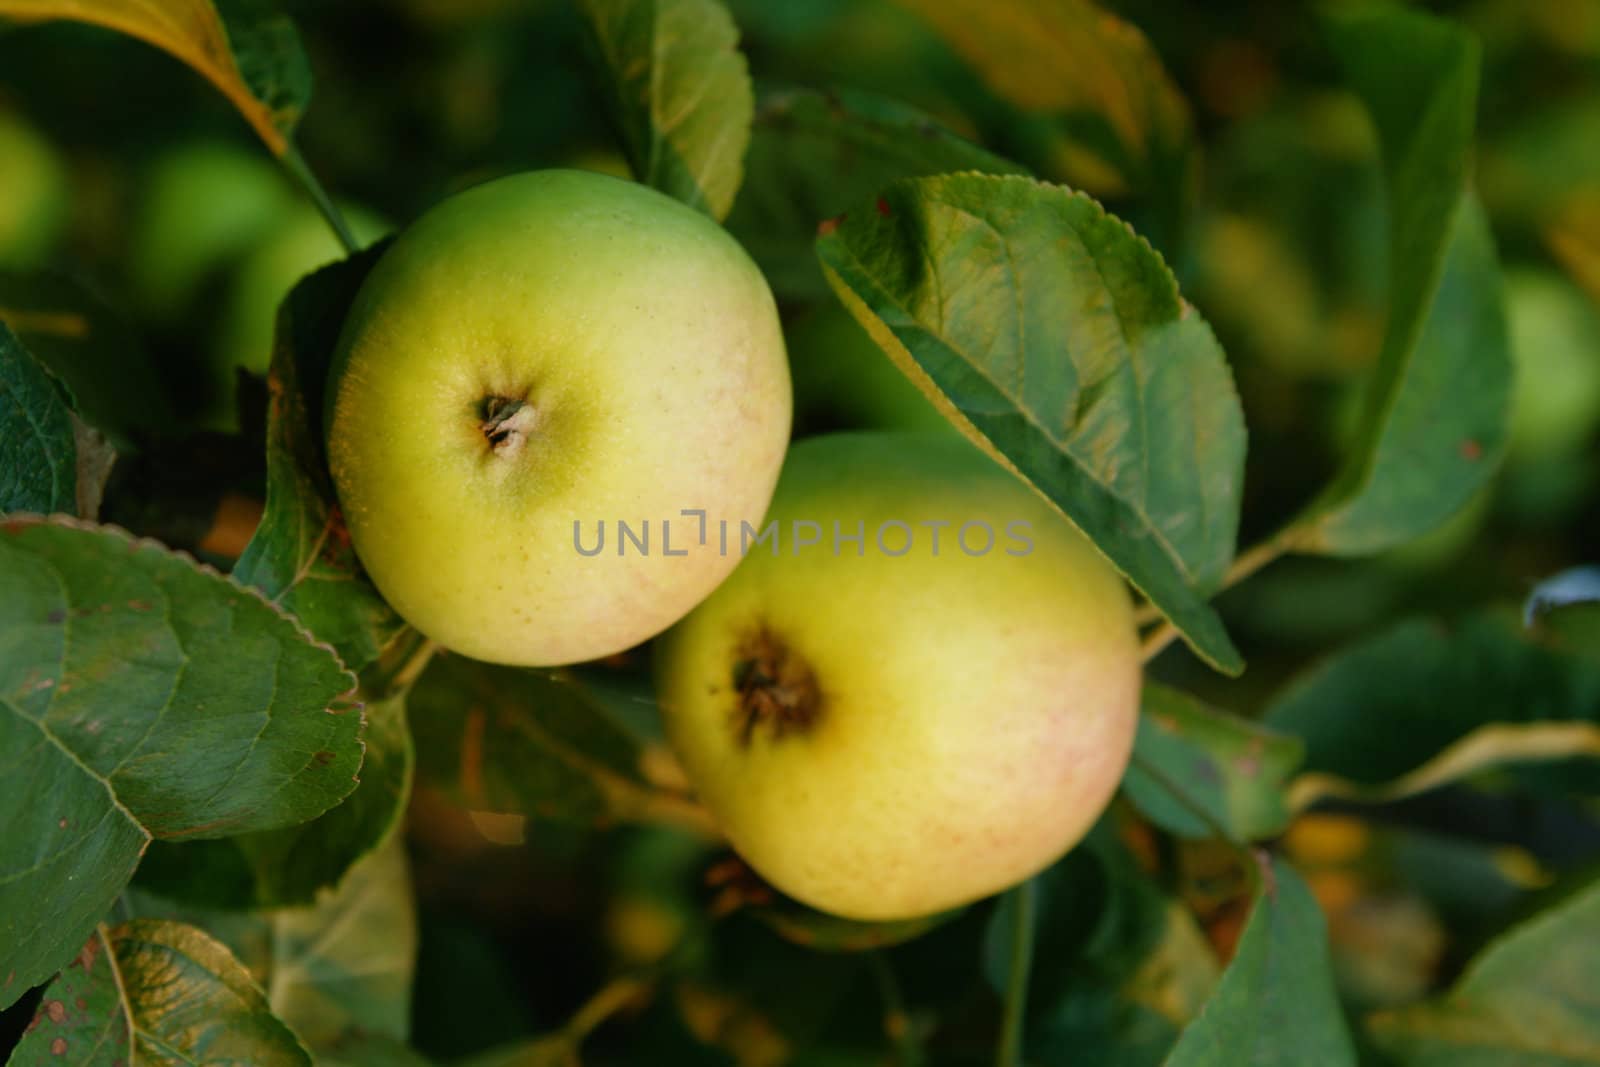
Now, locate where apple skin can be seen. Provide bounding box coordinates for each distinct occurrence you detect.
[655,431,1141,921]
[1504,268,1600,464]
[0,110,67,268]
[326,169,791,666]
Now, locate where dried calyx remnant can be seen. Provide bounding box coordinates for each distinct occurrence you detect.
[480,396,537,458]
[732,626,822,746]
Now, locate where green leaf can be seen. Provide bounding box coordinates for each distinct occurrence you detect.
[1124,685,1303,843]
[983,826,1220,1065]
[124,836,419,1058]
[408,654,656,824]
[1298,5,1512,555]
[137,688,415,908]
[724,85,1028,299]
[577,0,753,220]
[11,920,312,1065]
[0,516,360,1008]
[1164,856,1356,1066]
[1264,612,1600,800]
[816,173,1245,673]
[0,323,77,515]
[236,689,414,905]
[890,0,1195,246]
[0,270,173,446]
[316,1034,435,1067]
[0,0,311,156]
[234,245,407,676]
[1369,877,1600,1065]
[263,838,417,1050]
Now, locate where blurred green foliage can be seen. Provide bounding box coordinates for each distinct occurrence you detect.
[2,0,1600,1064]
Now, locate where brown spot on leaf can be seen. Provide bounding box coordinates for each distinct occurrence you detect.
[45,1000,65,1023]
[817,214,845,237]
[58,818,67,829]
[1233,738,1265,777]
[1460,438,1482,461]
[45,609,65,624]
[313,750,335,766]
[73,935,100,973]
[51,1037,67,1055]
[127,600,153,612]
[875,196,891,217]
[322,505,354,560]
[1254,849,1277,900]
[74,997,85,1010]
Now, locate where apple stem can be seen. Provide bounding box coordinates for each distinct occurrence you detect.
[480,397,537,458]
[995,878,1038,1067]
[733,628,822,745]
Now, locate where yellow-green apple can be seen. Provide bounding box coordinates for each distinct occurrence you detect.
[0,109,67,268]
[1498,268,1600,523]
[129,140,297,321]
[655,431,1141,921]
[1504,268,1600,463]
[326,170,791,666]
[786,302,951,436]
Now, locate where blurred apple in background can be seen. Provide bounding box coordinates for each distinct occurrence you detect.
[0,108,68,269]
[1499,267,1600,524]
[128,140,299,323]
[215,200,391,381]
[787,302,950,436]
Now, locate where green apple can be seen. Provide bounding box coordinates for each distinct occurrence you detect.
[217,200,391,377]
[655,431,1141,921]
[1504,267,1600,463]
[129,140,298,321]
[787,302,951,435]
[0,109,67,268]
[326,170,791,666]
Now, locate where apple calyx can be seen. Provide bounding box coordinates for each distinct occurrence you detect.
[732,627,821,746]
[480,395,537,458]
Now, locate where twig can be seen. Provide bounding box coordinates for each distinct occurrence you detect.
[565,976,651,1045]
[869,951,923,1067]
[995,878,1037,1067]
[281,142,361,255]
[1139,528,1305,662]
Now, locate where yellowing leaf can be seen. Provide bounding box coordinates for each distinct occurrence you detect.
[891,0,1193,224]
[1547,196,1600,306]
[0,0,310,155]
[1370,878,1600,1065]
[1289,721,1600,813]
[893,0,1186,153]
